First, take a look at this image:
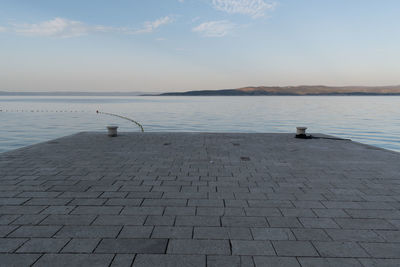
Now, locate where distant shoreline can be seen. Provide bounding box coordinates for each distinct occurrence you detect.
[1,85,400,96]
[159,85,400,96]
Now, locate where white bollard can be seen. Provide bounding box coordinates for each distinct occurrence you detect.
[296,127,307,135]
[107,126,118,137]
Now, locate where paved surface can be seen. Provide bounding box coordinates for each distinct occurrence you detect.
[1,132,400,266]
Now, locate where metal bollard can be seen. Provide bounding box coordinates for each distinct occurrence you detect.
[107,126,118,137]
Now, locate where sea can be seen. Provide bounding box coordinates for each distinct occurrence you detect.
[0,96,399,153]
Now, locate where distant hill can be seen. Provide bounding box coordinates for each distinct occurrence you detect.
[160,85,400,96]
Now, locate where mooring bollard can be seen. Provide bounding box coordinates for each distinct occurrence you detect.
[296,127,307,135]
[295,126,312,139]
[107,126,118,137]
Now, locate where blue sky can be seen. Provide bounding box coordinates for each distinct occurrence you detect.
[0,0,399,92]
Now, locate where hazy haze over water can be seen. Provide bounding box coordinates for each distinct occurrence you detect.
[0,96,399,153]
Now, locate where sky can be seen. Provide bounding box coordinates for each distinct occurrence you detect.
[0,0,399,92]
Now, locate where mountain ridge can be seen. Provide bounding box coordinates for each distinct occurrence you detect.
[160,85,400,96]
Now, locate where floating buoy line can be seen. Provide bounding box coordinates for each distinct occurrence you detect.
[0,109,86,113]
[0,109,144,132]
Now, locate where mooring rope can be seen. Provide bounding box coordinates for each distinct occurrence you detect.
[96,110,144,132]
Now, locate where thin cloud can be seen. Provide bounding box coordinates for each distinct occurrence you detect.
[212,0,276,18]
[192,20,235,37]
[12,18,91,38]
[0,26,7,32]
[3,16,174,38]
[133,16,174,34]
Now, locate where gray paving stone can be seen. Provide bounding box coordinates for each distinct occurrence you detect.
[17,238,69,253]
[58,192,102,198]
[105,198,142,206]
[0,198,29,205]
[33,254,114,267]
[248,200,293,208]
[245,208,282,217]
[9,225,61,237]
[298,257,363,267]
[0,206,46,214]
[0,215,19,225]
[207,256,240,267]
[55,226,122,238]
[145,215,175,226]
[0,238,27,252]
[152,226,192,238]
[326,229,384,242]
[164,207,196,216]
[12,214,48,225]
[167,239,230,255]
[110,254,135,267]
[267,217,301,228]
[279,208,315,217]
[133,254,205,267]
[334,218,396,230]
[292,229,331,241]
[272,241,318,256]
[71,206,123,215]
[93,215,146,225]
[40,214,96,225]
[96,238,168,253]
[18,191,61,198]
[299,217,340,228]
[0,225,18,237]
[224,199,249,208]
[41,205,76,214]
[121,207,164,215]
[118,226,153,238]
[189,199,224,207]
[313,241,369,257]
[358,258,400,267]
[142,199,187,207]
[194,227,252,240]
[222,216,268,227]
[345,209,400,219]
[312,208,349,218]
[251,228,295,240]
[360,242,400,258]
[176,216,220,226]
[388,219,400,229]
[375,230,400,242]
[253,256,300,267]
[292,201,325,209]
[231,240,275,256]
[196,207,245,216]
[61,238,100,253]
[127,192,163,199]
[0,254,41,267]
[100,192,128,198]
[70,198,106,206]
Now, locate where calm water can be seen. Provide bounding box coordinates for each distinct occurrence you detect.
[1,96,399,153]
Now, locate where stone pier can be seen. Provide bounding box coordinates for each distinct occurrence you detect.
[0,132,400,266]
